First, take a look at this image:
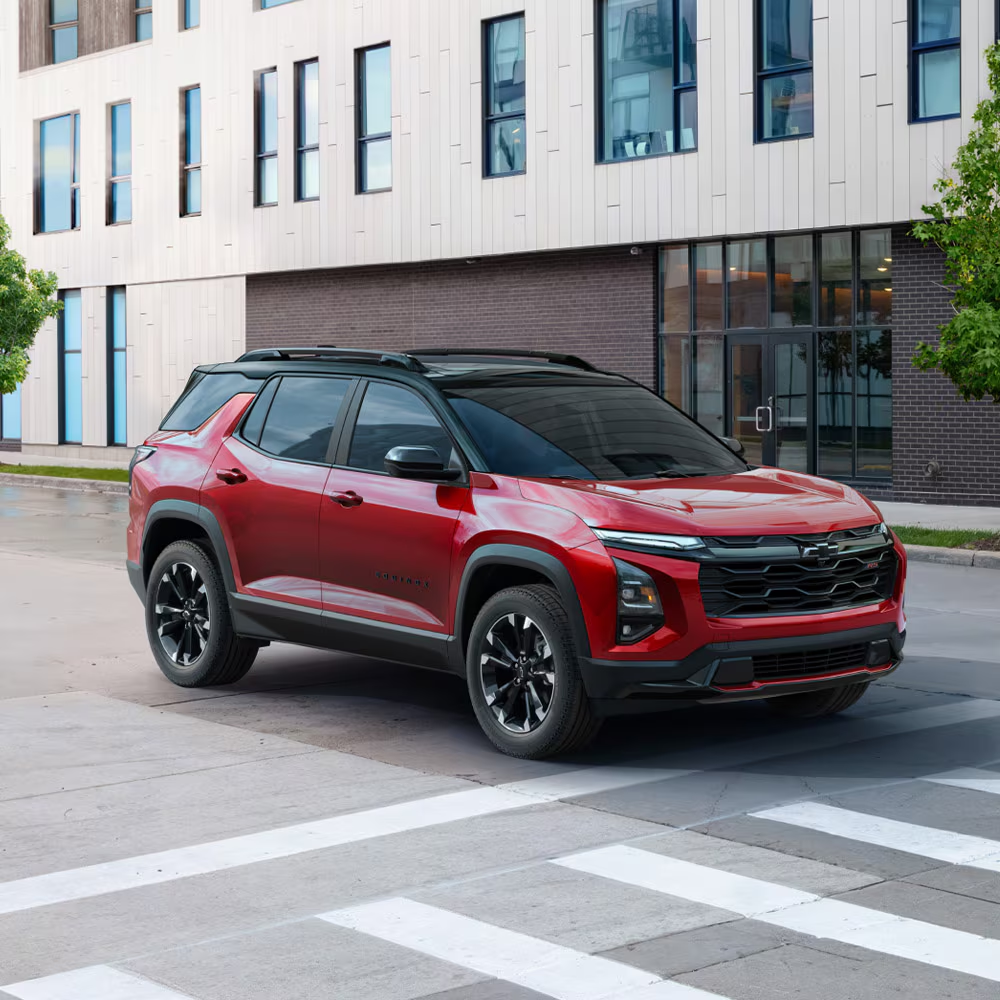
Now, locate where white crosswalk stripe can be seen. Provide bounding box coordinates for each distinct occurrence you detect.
[319,898,731,1000]
[2,966,197,1000]
[751,801,1000,871]
[554,845,1000,983]
[924,767,1000,795]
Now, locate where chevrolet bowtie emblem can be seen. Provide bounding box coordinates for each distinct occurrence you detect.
[801,541,839,563]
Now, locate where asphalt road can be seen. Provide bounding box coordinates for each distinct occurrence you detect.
[2,483,1000,1000]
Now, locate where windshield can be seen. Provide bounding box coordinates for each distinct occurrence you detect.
[445,381,748,481]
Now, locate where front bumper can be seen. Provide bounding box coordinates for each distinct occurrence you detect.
[580,623,905,715]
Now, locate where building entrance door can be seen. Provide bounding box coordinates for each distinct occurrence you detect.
[728,334,812,472]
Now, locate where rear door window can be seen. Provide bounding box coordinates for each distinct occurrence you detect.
[257,376,352,463]
[160,372,261,431]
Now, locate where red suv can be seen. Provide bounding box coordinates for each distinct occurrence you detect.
[127,347,906,759]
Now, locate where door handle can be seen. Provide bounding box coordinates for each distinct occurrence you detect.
[215,468,247,485]
[331,491,363,508]
[754,406,774,434]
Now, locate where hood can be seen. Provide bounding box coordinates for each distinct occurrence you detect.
[518,468,883,537]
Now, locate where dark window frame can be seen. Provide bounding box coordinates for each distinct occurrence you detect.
[754,0,814,143]
[106,286,127,447]
[134,0,153,41]
[35,111,81,235]
[57,288,83,446]
[107,101,132,226]
[255,69,278,207]
[295,59,320,202]
[482,13,527,178]
[356,43,393,194]
[50,0,79,64]
[594,0,699,164]
[909,0,962,123]
[180,85,202,217]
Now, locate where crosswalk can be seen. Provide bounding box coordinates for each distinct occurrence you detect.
[2,695,1000,1000]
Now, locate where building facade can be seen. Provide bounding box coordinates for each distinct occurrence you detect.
[1,0,998,501]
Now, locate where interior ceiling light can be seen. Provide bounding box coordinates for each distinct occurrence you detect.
[884,257,892,262]
[877,266,887,272]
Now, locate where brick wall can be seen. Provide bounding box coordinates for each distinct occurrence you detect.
[246,246,659,387]
[892,227,1000,504]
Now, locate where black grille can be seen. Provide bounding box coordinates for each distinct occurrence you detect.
[751,643,870,681]
[699,537,898,618]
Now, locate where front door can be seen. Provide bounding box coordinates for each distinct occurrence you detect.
[729,334,811,471]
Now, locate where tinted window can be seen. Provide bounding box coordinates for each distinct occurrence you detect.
[239,377,280,446]
[446,381,747,481]
[348,382,459,473]
[258,376,349,462]
[160,373,260,431]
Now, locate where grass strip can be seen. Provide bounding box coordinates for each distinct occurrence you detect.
[0,463,129,483]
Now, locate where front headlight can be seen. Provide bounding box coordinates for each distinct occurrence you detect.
[614,558,664,644]
[594,529,705,556]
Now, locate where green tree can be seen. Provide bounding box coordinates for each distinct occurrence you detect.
[0,214,62,397]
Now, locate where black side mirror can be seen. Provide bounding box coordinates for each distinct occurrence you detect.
[384,445,462,481]
[722,436,746,459]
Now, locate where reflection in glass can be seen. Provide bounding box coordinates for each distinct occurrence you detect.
[60,290,83,445]
[487,119,526,176]
[361,138,392,192]
[916,48,960,119]
[1,384,21,440]
[760,70,813,139]
[819,231,852,326]
[857,330,892,478]
[359,46,392,191]
[662,335,691,414]
[40,115,73,233]
[694,243,723,331]
[184,0,199,28]
[730,341,763,466]
[52,26,77,62]
[817,332,853,477]
[727,239,768,329]
[773,340,809,472]
[773,235,812,327]
[485,11,526,173]
[296,60,320,200]
[136,11,152,41]
[859,229,892,325]
[260,377,350,464]
[916,0,960,42]
[661,246,690,333]
[694,334,724,437]
[760,0,812,68]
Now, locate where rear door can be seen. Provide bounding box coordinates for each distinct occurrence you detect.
[319,379,467,632]
[202,374,355,608]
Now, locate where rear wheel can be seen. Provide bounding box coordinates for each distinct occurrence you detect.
[765,681,870,718]
[466,585,602,759]
[145,540,258,687]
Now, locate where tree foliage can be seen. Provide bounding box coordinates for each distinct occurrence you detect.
[912,44,1000,402]
[0,214,62,397]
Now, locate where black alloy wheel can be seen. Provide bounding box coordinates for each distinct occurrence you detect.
[479,612,556,734]
[153,561,212,666]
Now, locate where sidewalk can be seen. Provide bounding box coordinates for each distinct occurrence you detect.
[878,501,1000,531]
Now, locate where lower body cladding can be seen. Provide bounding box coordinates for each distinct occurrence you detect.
[580,623,905,716]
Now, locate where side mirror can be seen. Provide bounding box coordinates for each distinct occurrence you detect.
[384,445,462,482]
[722,436,746,459]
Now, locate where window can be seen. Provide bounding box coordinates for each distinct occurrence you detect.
[348,382,457,473]
[258,377,350,463]
[182,0,199,28]
[261,0,297,7]
[295,60,320,200]
[58,290,82,445]
[160,372,262,431]
[756,0,813,141]
[181,86,202,216]
[357,45,392,193]
[37,113,80,234]
[239,377,280,446]
[107,288,127,446]
[483,15,526,177]
[0,385,22,443]
[598,0,697,162]
[108,102,132,225]
[135,0,152,40]
[911,0,961,121]
[51,0,78,63]
[255,70,278,206]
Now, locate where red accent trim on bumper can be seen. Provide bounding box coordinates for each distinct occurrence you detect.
[715,661,895,693]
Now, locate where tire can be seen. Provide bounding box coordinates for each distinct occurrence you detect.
[765,681,870,719]
[145,539,258,687]
[466,584,602,759]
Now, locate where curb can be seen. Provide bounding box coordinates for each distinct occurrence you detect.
[904,543,1000,570]
[0,472,128,495]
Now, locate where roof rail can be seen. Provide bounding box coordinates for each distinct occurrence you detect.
[409,348,598,372]
[235,346,425,371]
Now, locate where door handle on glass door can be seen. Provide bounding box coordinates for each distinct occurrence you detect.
[331,491,364,508]
[215,468,247,485]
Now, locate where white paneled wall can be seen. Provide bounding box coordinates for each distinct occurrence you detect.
[1,0,997,449]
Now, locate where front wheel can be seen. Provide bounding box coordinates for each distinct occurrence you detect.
[466,585,602,759]
[765,681,870,719]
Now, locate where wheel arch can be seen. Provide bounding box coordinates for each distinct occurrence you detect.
[141,501,237,594]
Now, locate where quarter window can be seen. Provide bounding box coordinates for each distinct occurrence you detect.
[51,0,78,63]
[37,113,80,234]
[483,15,526,177]
[135,0,152,41]
[258,376,350,463]
[255,70,278,206]
[182,86,202,216]
[109,102,132,225]
[598,0,697,161]
[296,60,320,200]
[107,288,127,446]
[59,290,83,445]
[357,45,392,193]
[756,0,813,141]
[911,0,961,121]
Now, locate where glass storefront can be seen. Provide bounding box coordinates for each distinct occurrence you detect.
[660,229,892,481]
